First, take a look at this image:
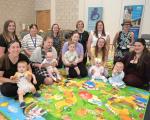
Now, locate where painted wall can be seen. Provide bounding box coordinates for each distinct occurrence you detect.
[34,0,51,11]
[0,0,35,34]
[79,0,150,42]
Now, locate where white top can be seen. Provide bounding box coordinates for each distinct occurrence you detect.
[30,47,57,63]
[64,51,78,64]
[41,58,57,64]
[90,31,109,47]
[41,58,57,70]
[22,34,43,53]
[89,65,105,77]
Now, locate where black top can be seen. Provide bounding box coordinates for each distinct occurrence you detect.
[0,34,19,53]
[78,31,89,54]
[0,53,29,78]
[122,52,150,85]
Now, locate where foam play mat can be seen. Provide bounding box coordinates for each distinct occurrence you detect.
[0,77,149,120]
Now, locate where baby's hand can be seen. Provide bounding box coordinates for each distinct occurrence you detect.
[33,80,37,84]
[91,69,95,74]
[72,61,77,65]
[10,76,19,83]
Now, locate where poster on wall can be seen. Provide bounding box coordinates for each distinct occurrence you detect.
[123,5,143,40]
[88,7,103,32]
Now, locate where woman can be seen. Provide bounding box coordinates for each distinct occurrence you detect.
[30,35,57,84]
[113,19,134,63]
[75,20,89,65]
[87,20,110,59]
[0,41,30,97]
[51,24,64,68]
[122,38,150,90]
[0,20,19,58]
[62,31,87,78]
[91,37,108,65]
[22,24,43,58]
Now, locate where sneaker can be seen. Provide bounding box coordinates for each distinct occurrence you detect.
[33,92,40,97]
[20,102,26,108]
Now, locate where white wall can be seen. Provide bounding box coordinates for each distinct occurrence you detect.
[34,0,51,10]
[141,0,150,35]
[79,0,150,43]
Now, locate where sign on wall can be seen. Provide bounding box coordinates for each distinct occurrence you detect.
[88,7,103,32]
[123,5,143,40]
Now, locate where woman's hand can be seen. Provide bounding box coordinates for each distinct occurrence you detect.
[8,77,18,83]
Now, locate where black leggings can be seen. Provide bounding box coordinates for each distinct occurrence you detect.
[68,62,87,78]
[0,83,18,97]
[0,74,44,97]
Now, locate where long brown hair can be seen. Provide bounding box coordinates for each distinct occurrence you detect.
[2,20,17,42]
[51,23,60,37]
[133,38,150,71]
[95,37,107,61]
[94,20,106,38]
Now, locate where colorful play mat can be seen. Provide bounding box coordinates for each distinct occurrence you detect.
[0,76,149,120]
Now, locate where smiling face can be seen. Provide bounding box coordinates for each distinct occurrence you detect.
[134,42,145,54]
[30,25,38,36]
[17,62,28,73]
[7,22,16,33]
[8,42,20,57]
[97,38,105,48]
[71,33,80,43]
[44,37,53,49]
[52,24,59,34]
[76,21,84,30]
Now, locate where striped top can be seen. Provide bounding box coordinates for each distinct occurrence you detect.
[21,33,43,53]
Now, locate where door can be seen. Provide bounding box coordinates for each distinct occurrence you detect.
[36,10,50,31]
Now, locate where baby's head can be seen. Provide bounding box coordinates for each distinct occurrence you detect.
[46,52,53,61]
[17,61,28,73]
[95,58,102,67]
[114,62,124,72]
[68,41,75,52]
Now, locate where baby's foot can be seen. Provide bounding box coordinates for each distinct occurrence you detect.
[20,102,26,108]
[33,92,40,97]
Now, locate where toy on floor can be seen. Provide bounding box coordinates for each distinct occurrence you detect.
[10,61,40,108]
[82,80,96,90]
[88,58,108,82]
[108,62,126,88]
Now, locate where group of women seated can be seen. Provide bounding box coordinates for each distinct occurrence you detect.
[0,19,149,100]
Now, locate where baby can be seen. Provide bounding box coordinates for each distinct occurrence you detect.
[41,52,61,82]
[108,62,126,88]
[88,58,107,82]
[10,61,40,108]
[64,41,80,78]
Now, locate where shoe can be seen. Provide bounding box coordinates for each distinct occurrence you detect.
[33,92,40,97]
[20,102,26,108]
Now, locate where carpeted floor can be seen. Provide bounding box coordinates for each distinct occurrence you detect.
[0,77,149,120]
